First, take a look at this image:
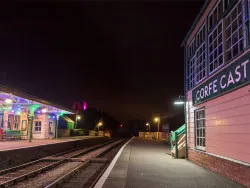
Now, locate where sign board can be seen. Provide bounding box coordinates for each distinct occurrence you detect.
[192,52,250,105]
[162,124,169,132]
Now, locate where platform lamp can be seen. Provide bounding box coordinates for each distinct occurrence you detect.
[154,117,160,139]
[174,95,187,158]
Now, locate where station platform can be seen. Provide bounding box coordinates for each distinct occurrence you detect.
[0,136,100,151]
[97,137,244,188]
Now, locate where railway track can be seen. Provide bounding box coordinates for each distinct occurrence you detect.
[0,139,126,188]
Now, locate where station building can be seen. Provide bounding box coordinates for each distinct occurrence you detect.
[182,0,250,186]
[0,85,74,140]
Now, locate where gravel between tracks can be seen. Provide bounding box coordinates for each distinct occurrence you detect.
[10,162,82,188]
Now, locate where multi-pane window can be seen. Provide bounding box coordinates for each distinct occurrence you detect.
[188,39,196,58]
[14,115,20,130]
[195,108,205,150]
[209,1,223,30]
[35,121,42,132]
[208,22,224,73]
[187,56,196,90]
[8,115,14,129]
[49,122,53,134]
[196,43,206,83]
[196,25,206,47]
[225,2,244,62]
[0,114,3,128]
[223,0,234,11]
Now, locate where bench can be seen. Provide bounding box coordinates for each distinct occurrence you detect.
[3,130,25,140]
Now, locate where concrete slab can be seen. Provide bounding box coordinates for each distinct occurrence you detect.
[102,138,244,188]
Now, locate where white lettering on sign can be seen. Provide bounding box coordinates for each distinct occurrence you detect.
[195,60,249,102]
[220,75,226,89]
[235,65,241,82]
[242,60,249,78]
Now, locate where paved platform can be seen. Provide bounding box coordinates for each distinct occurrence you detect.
[0,136,101,151]
[100,137,244,188]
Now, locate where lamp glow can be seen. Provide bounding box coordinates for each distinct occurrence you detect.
[41,108,47,113]
[98,122,103,126]
[154,117,159,122]
[77,115,81,120]
[146,123,149,126]
[5,99,13,104]
[174,101,185,105]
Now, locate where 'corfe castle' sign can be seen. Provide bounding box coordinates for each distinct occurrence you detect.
[192,52,250,105]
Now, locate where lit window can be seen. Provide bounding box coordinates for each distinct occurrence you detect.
[225,2,244,62]
[195,108,205,150]
[208,21,224,74]
[35,121,42,132]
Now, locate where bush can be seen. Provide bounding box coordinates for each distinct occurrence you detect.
[70,129,88,136]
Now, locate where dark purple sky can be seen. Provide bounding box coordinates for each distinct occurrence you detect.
[0,2,204,121]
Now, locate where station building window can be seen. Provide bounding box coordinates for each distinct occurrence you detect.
[208,0,223,31]
[14,115,20,130]
[8,115,14,129]
[187,56,196,90]
[208,21,224,74]
[35,121,42,132]
[195,108,205,150]
[225,1,244,62]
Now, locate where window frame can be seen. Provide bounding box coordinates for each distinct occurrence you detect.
[14,115,20,130]
[34,121,42,133]
[208,20,224,75]
[224,1,244,62]
[195,108,206,151]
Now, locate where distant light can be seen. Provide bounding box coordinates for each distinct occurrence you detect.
[146,123,149,126]
[11,110,15,113]
[154,117,159,122]
[37,110,41,113]
[77,115,81,120]
[52,116,55,119]
[174,101,185,105]
[98,121,103,126]
[120,124,123,127]
[42,109,47,113]
[48,115,51,118]
[5,99,13,104]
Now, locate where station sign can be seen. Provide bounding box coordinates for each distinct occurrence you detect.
[192,52,250,105]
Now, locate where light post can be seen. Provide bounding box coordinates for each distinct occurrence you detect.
[75,114,81,129]
[174,95,187,158]
[97,121,103,132]
[146,122,150,132]
[154,117,160,139]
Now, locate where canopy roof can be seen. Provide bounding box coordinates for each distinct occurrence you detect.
[0,84,74,114]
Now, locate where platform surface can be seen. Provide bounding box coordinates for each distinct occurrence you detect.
[0,136,101,151]
[102,137,244,188]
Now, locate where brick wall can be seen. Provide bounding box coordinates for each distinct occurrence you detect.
[188,149,250,187]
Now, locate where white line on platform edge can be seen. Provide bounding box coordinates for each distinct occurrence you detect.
[94,137,133,188]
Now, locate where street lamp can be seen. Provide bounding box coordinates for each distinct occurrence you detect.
[174,95,187,158]
[75,115,81,129]
[146,122,150,132]
[97,121,103,132]
[154,117,160,139]
[5,98,13,104]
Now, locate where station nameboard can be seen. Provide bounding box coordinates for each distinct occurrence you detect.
[192,52,250,105]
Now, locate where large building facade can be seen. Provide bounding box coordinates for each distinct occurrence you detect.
[182,0,250,186]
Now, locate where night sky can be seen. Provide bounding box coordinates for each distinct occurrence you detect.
[0,2,204,122]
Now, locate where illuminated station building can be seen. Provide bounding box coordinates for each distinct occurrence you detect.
[0,85,74,139]
[182,0,250,186]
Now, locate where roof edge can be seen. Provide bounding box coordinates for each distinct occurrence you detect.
[0,84,74,113]
[181,0,210,47]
